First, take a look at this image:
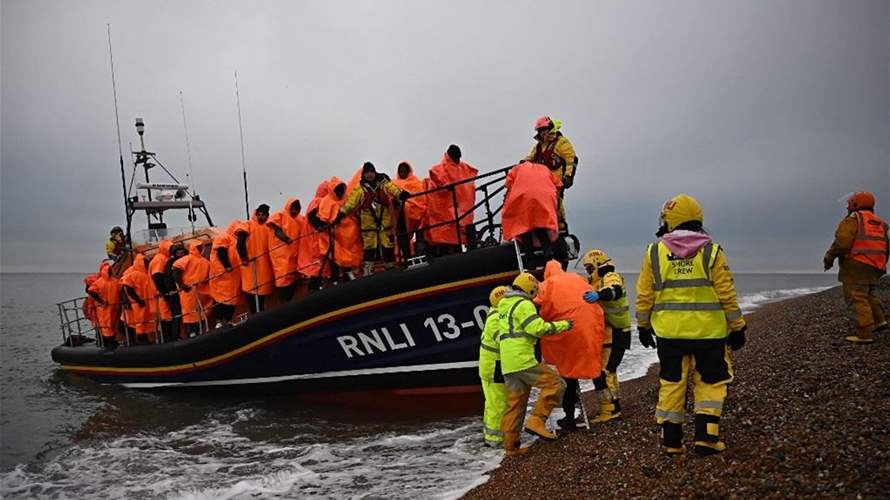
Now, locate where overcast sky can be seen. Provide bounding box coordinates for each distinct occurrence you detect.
[1,0,887,273]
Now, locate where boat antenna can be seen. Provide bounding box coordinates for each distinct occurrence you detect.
[234,71,260,313]
[179,90,196,232]
[106,24,131,245]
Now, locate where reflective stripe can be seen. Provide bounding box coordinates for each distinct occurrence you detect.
[660,278,713,289]
[636,310,651,322]
[655,408,684,423]
[650,243,663,290]
[725,309,743,321]
[506,299,523,337]
[652,302,724,312]
[480,343,498,353]
[484,425,504,437]
[519,314,541,330]
[695,400,724,411]
[499,332,537,341]
[855,249,887,255]
[547,322,556,335]
[702,243,714,280]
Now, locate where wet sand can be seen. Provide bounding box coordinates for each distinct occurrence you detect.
[465,278,890,499]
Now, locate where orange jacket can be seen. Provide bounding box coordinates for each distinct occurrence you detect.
[502,162,560,242]
[174,241,211,324]
[392,162,428,231]
[210,221,243,306]
[300,181,331,278]
[82,271,100,326]
[120,254,156,334]
[425,154,478,245]
[236,216,275,296]
[267,197,304,287]
[535,260,605,378]
[318,177,363,268]
[87,262,121,338]
[149,240,173,321]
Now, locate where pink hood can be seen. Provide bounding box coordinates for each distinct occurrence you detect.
[661,230,712,259]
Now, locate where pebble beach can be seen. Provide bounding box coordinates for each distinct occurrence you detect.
[465,278,890,499]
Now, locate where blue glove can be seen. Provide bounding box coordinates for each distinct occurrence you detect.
[583,291,599,303]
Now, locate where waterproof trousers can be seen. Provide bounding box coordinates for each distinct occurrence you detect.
[598,327,630,418]
[501,363,565,438]
[481,376,507,445]
[655,338,733,449]
[842,283,887,340]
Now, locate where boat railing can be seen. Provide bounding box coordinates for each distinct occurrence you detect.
[56,296,102,347]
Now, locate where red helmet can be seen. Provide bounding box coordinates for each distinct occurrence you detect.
[847,191,875,211]
[534,116,553,131]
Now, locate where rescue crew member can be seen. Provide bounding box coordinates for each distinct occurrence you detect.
[824,191,889,343]
[425,145,478,256]
[522,116,577,236]
[582,248,632,423]
[210,221,243,327]
[502,161,562,263]
[87,262,121,349]
[338,162,409,275]
[150,240,176,342]
[479,285,509,447]
[236,204,275,313]
[173,240,211,337]
[636,193,747,456]
[498,272,574,456]
[106,226,126,260]
[268,198,307,301]
[392,161,428,260]
[120,253,155,344]
[535,260,607,432]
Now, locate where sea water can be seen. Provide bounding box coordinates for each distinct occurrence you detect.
[0,272,835,499]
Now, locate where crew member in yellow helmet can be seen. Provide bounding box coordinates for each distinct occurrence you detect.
[636,194,747,456]
[479,285,510,447]
[498,272,573,456]
[581,248,631,424]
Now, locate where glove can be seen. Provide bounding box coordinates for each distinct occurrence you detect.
[727,325,747,351]
[399,190,411,202]
[334,212,345,225]
[583,291,599,303]
[240,258,249,267]
[137,299,146,308]
[823,254,834,271]
[180,285,191,292]
[564,320,574,331]
[638,327,657,349]
[562,176,573,189]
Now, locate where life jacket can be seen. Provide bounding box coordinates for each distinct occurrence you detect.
[533,133,566,171]
[649,240,733,340]
[359,181,392,211]
[848,211,889,271]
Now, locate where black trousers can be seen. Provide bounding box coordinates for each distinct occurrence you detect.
[216,304,237,324]
[245,294,266,314]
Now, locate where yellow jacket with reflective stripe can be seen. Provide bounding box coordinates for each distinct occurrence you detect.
[497,291,571,375]
[523,134,576,182]
[635,240,745,339]
[590,271,632,330]
[478,310,501,380]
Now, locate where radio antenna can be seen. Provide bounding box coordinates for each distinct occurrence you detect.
[106,24,130,244]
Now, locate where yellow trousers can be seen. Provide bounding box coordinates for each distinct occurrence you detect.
[843,283,887,340]
[501,363,565,436]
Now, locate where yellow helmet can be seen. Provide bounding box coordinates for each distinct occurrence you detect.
[512,272,540,297]
[582,249,613,271]
[489,286,509,307]
[660,194,704,232]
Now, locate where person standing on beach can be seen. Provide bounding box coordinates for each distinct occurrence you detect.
[636,194,747,456]
[498,272,573,456]
[582,248,632,424]
[478,286,509,448]
[824,191,889,343]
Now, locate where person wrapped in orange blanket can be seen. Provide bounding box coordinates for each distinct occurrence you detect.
[87,262,121,349]
[267,197,308,301]
[503,162,562,263]
[535,260,608,431]
[120,253,156,344]
[319,177,363,281]
[303,180,333,291]
[173,240,212,337]
[210,221,242,327]
[392,161,428,260]
[424,145,478,255]
[235,205,275,313]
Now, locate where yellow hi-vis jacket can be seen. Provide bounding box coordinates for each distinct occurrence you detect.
[524,134,576,183]
[636,240,746,339]
[590,271,632,330]
[478,309,501,380]
[497,291,571,375]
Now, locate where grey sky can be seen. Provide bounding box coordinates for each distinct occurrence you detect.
[1,0,888,273]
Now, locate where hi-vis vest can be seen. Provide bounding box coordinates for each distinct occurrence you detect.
[591,272,632,330]
[648,241,734,340]
[848,211,888,272]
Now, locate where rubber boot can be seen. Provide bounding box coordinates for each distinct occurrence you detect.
[693,413,726,455]
[592,398,622,423]
[503,432,528,457]
[524,415,557,440]
[661,422,685,455]
[844,335,874,344]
